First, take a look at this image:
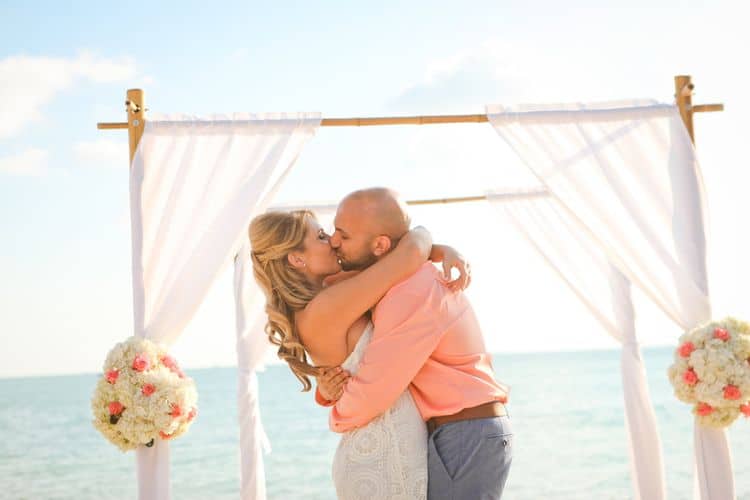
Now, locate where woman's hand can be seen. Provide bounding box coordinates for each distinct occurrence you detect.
[430,244,471,292]
[316,366,350,402]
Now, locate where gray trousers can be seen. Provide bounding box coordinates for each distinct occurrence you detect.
[427,416,513,500]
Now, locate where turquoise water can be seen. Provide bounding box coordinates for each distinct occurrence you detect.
[1,347,748,499]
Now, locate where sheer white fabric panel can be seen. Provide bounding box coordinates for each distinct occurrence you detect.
[487,101,733,499]
[129,113,321,500]
[487,101,709,327]
[491,191,666,500]
[234,242,271,500]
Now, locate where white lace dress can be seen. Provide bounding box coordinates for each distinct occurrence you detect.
[332,322,428,500]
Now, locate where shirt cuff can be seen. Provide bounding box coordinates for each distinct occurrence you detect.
[315,387,335,407]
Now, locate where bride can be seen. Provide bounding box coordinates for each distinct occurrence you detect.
[248,209,469,499]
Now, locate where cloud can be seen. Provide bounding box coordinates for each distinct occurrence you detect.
[386,39,635,113]
[73,138,128,168]
[387,41,538,113]
[0,148,48,176]
[0,52,137,139]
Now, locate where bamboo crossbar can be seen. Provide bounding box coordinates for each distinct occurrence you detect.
[271,195,493,212]
[407,195,487,206]
[97,114,492,130]
[95,103,723,132]
[322,114,489,126]
[97,122,128,129]
[407,191,550,206]
[271,191,550,212]
[691,104,724,113]
[270,192,551,212]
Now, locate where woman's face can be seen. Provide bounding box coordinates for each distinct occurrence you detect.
[300,219,341,277]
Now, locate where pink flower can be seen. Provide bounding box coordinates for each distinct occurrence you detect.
[740,404,750,417]
[161,355,178,370]
[132,353,150,372]
[683,368,699,386]
[678,342,695,358]
[170,404,182,418]
[159,431,173,440]
[187,407,198,422]
[696,402,714,416]
[141,383,156,396]
[713,327,730,341]
[161,355,186,378]
[108,401,125,416]
[724,385,741,400]
[105,369,119,384]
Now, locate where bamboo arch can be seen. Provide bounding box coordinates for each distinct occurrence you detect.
[97,74,723,205]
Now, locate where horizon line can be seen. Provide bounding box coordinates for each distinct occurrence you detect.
[0,342,677,381]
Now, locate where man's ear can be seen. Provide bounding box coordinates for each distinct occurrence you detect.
[372,235,393,257]
[287,252,306,269]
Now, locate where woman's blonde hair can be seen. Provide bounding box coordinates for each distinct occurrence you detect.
[249,210,321,391]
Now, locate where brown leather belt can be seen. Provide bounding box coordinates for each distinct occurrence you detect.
[426,401,507,435]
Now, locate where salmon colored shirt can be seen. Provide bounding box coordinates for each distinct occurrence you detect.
[329,263,509,433]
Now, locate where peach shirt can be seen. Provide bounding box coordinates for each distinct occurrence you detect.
[329,263,509,433]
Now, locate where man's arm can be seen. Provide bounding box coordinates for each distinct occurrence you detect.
[329,270,447,432]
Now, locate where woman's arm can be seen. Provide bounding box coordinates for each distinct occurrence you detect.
[299,227,432,345]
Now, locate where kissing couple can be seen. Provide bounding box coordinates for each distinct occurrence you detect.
[249,187,512,499]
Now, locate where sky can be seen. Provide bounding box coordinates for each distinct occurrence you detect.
[1,1,749,377]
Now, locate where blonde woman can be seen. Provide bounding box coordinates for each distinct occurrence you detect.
[248,202,469,499]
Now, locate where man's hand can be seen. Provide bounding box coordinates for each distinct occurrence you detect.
[316,366,350,402]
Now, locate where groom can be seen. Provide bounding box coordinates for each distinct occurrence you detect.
[321,187,512,499]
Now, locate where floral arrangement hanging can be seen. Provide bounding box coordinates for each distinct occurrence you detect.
[668,317,750,427]
[91,336,198,451]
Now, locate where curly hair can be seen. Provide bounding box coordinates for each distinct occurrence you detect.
[248,210,322,391]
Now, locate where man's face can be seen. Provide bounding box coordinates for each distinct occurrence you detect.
[329,200,378,271]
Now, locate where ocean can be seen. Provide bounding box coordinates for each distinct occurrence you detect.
[1,347,748,499]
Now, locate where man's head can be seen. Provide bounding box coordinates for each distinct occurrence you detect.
[329,187,411,271]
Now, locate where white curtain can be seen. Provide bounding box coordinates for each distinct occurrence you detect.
[234,241,271,500]
[487,100,733,499]
[129,112,321,500]
[490,190,666,500]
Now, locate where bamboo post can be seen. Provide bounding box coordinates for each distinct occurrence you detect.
[674,75,695,144]
[126,89,145,165]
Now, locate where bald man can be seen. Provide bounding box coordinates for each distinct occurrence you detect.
[325,187,512,499]
[331,188,412,271]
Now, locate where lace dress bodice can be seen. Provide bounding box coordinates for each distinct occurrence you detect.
[340,322,373,374]
[332,322,428,499]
